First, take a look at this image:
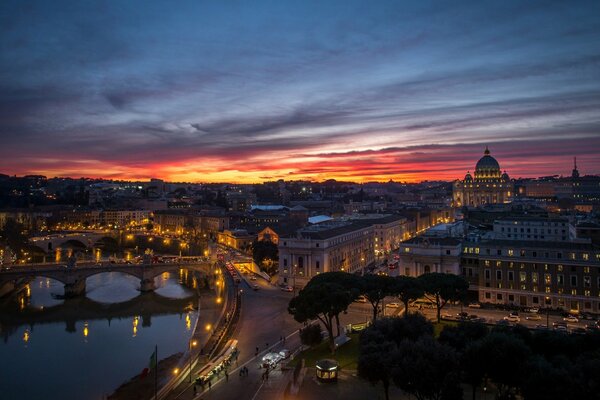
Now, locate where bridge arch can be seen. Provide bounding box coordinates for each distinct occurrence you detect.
[57,239,88,250]
[93,236,119,252]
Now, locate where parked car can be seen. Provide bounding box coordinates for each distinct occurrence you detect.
[535,324,549,330]
[386,302,401,308]
[468,302,482,309]
[527,307,540,313]
[280,285,293,292]
[563,315,579,323]
[249,276,257,281]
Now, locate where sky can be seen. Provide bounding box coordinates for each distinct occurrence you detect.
[0,0,599,183]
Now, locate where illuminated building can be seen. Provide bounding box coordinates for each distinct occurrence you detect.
[452,147,513,207]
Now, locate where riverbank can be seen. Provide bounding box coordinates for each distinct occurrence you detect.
[108,353,182,400]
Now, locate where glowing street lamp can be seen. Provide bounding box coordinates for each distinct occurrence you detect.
[188,339,198,382]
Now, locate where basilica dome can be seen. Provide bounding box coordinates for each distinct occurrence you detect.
[474,147,501,179]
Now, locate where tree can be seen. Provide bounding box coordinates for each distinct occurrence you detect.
[299,323,322,347]
[392,337,462,400]
[472,332,531,399]
[418,273,469,323]
[520,356,577,400]
[462,339,490,400]
[439,321,489,352]
[252,240,278,275]
[358,336,398,400]
[394,275,424,318]
[360,274,396,322]
[305,271,360,336]
[288,281,353,354]
[0,219,30,256]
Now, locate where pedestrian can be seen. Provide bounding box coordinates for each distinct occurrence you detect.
[255,346,259,353]
[208,380,211,390]
[283,336,286,344]
[225,371,229,381]
[265,342,268,348]
[193,385,197,396]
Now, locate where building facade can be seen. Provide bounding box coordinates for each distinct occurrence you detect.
[399,236,463,277]
[278,222,375,288]
[462,239,600,313]
[453,147,514,207]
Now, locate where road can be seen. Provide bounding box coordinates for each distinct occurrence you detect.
[164,252,301,400]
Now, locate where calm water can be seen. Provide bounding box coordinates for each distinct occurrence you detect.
[0,270,210,400]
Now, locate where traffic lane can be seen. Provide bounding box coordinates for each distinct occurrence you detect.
[196,288,299,400]
[418,304,590,330]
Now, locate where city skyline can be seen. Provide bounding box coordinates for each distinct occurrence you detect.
[1,1,600,183]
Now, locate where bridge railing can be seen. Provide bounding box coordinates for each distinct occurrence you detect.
[154,262,238,400]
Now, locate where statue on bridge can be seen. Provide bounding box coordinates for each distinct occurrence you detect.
[66,253,77,269]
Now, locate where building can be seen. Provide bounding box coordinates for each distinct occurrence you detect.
[492,216,575,242]
[154,210,188,235]
[346,214,409,256]
[278,222,375,288]
[101,210,150,228]
[462,239,600,313]
[217,229,255,253]
[398,236,463,277]
[453,147,514,207]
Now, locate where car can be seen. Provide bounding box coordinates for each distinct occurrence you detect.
[585,324,599,332]
[251,283,259,291]
[503,315,520,322]
[280,285,293,292]
[249,276,257,281]
[554,325,568,333]
[279,349,291,359]
[354,295,367,303]
[572,327,587,335]
[535,324,549,330]
[457,312,469,319]
[563,315,579,323]
[526,314,542,321]
[386,302,400,308]
[496,319,511,326]
[528,307,540,313]
[552,321,567,328]
[468,302,482,309]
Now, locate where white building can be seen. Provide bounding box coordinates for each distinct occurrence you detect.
[398,236,463,277]
[278,222,375,288]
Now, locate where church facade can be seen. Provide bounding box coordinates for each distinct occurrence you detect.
[453,147,513,207]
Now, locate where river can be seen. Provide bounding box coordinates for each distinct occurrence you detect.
[0,269,216,400]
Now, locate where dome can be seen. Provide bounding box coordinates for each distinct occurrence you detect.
[475,147,500,171]
[474,147,501,179]
[464,172,472,181]
[501,171,509,181]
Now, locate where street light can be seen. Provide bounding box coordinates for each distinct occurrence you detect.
[189,339,198,382]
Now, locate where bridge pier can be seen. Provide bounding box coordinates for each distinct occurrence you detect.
[64,278,86,298]
[0,281,15,297]
[140,278,156,292]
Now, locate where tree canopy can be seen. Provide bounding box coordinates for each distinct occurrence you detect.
[418,272,469,322]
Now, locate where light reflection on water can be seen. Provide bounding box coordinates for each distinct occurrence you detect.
[0,271,207,400]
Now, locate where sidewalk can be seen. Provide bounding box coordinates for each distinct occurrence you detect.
[183,330,302,400]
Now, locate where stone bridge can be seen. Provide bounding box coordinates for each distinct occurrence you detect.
[29,231,119,252]
[0,262,212,297]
